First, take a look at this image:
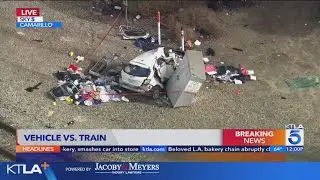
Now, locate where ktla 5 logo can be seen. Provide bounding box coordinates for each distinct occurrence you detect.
[285,124,304,146]
[7,162,50,175]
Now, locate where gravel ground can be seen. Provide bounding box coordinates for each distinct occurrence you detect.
[0,1,319,161]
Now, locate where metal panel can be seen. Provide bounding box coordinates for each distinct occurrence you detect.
[166,50,205,108]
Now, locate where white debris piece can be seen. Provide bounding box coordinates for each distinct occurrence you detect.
[76,56,84,63]
[194,40,201,46]
[100,94,111,102]
[247,70,255,75]
[203,57,210,63]
[84,100,93,106]
[17,31,25,36]
[234,79,243,84]
[135,15,141,20]
[114,6,122,10]
[121,96,130,102]
[250,75,257,81]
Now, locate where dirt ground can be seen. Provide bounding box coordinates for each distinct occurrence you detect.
[0,1,319,161]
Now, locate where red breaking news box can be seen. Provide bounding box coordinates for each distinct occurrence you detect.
[16,8,40,16]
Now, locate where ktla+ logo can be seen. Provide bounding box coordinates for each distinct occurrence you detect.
[7,162,50,175]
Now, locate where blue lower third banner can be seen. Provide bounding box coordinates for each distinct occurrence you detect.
[16,22,63,28]
[0,162,318,180]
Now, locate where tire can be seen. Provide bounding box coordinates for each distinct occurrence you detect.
[151,85,162,99]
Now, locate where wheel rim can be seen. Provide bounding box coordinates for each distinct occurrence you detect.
[153,90,160,99]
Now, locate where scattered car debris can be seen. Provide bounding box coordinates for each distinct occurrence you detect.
[234,89,241,95]
[203,57,210,63]
[25,82,43,92]
[68,51,74,57]
[234,79,243,84]
[89,56,113,77]
[135,15,141,20]
[135,36,159,51]
[114,6,122,10]
[121,96,130,102]
[232,48,243,52]
[122,29,149,40]
[285,76,320,89]
[51,47,248,108]
[50,63,130,106]
[205,63,256,84]
[76,56,84,63]
[206,48,215,56]
[205,64,217,75]
[17,31,25,36]
[194,40,201,46]
[67,120,75,126]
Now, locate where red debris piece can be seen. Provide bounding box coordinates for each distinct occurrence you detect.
[234,89,241,95]
[68,64,79,72]
[240,64,249,75]
[205,64,217,75]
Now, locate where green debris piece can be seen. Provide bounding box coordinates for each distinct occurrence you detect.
[285,76,320,89]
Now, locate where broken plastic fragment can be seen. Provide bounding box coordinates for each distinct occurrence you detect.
[17,31,25,36]
[65,97,73,103]
[203,57,210,63]
[68,51,74,57]
[247,70,254,75]
[250,75,257,81]
[234,79,243,85]
[121,96,130,102]
[114,6,122,10]
[84,100,93,106]
[76,56,84,62]
[100,94,110,102]
[194,40,201,46]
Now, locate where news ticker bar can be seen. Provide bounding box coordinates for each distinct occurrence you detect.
[16,146,304,153]
[16,129,304,146]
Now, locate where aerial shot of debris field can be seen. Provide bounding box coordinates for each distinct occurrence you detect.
[0,0,319,161]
